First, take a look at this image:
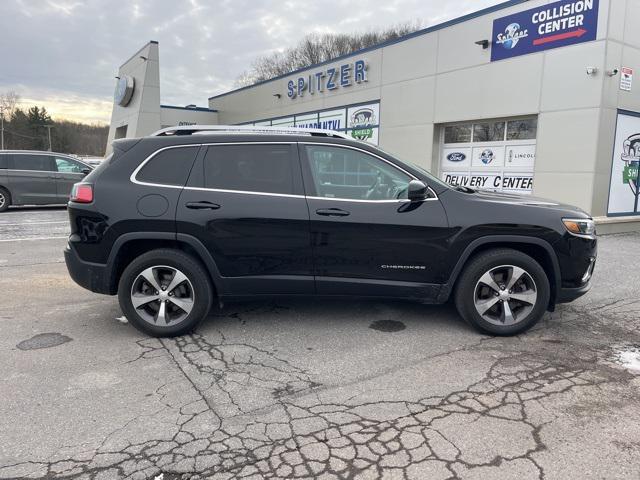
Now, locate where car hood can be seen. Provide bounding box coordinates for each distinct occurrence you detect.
[460,189,589,216]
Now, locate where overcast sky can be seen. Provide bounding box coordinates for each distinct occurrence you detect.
[0,0,503,124]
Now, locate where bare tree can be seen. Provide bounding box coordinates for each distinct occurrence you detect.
[236,22,422,86]
[0,91,20,118]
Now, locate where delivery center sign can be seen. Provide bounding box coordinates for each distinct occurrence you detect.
[490,0,599,62]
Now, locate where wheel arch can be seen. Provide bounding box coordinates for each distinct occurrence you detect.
[106,232,223,296]
[439,235,560,309]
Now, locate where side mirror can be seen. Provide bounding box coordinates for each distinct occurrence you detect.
[407,180,428,201]
[81,168,91,175]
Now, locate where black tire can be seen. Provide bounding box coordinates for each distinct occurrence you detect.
[118,249,213,337]
[0,187,11,212]
[454,248,550,336]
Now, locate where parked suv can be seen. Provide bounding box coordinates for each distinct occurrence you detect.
[0,150,92,212]
[64,126,596,337]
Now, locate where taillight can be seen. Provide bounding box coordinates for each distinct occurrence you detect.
[70,183,93,203]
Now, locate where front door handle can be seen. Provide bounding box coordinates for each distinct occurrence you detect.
[316,208,350,217]
[185,201,221,210]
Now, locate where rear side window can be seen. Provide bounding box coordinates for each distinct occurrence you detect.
[0,154,7,169]
[203,144,294,195]
[136,146,199,186]
[12,154,55,172]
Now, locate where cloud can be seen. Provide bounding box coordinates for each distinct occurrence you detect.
[0,0,502,124]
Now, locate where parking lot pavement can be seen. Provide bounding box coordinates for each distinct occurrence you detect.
[0,211,639,480]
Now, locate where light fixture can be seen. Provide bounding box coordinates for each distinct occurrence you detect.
[273,93,282,99]
[586,67,598,76]
[475,39,490,49]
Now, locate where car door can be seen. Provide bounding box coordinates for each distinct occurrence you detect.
[300,142,450,299]
[177,142,314,296]
[8,153,58,205]
[53,156,90,201]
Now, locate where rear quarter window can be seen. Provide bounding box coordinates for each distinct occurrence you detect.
[0,154,7,169]
[136,146,199,186]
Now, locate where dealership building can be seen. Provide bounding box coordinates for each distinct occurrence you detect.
[107,0,640,232]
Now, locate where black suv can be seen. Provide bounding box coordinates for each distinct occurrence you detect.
[64,126,596,337]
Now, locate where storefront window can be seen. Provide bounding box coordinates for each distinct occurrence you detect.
[473,121,506,142]
[507,118,537,140]
[444,125,472,143]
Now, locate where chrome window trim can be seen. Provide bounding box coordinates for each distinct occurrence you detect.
[130,141,439,203]
[300,142,439,202]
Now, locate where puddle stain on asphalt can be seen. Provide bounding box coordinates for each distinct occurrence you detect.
[16,333,72,351]
[369,319,406,332]
[613,344,640,373]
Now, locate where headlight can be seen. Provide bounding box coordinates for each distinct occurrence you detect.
[562,218,596,236]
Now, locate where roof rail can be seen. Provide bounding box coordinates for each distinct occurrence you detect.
[149,124,352,140]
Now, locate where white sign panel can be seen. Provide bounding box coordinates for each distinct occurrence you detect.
[471,145,505,167]
[505,144,536,168]
[620,67,633,92]
[346,103,379,143]
[441,147,472,168]
[607,112,640,215]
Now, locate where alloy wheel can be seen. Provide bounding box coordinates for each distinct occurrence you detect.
[0,192,5,209]
[473,264,537,326]
[130,265,195,326]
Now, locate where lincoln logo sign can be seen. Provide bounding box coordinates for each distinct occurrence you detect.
[287,59,368,99]
[491,0,599,62]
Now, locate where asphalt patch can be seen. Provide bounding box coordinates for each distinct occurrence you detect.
[369,319,406,332]
[17,333,72,351]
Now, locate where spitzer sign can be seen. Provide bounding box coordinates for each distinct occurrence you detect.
[491,0,599,62]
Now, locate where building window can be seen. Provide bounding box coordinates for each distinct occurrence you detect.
[440,116,537,194]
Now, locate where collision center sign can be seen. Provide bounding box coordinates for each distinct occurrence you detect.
[491,0,599,62]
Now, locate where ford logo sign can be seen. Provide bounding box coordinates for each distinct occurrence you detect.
[446,152,466,162]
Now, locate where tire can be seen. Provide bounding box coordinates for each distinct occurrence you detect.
[118,249,213,337]
[454,248,550,336]
[0,187,11,212]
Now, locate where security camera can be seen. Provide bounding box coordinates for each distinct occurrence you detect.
[586,67,598,76]
[606,68,619,77]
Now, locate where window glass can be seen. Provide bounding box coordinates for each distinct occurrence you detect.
[305,145,411,200]
[204,144,294,195]
[506,118,537,140]
[13,154,54,172]
[0,154,7,169]
[444,125,472,144]
[55,157,84,173]
[137,147,198,186]
[473,121,506,142]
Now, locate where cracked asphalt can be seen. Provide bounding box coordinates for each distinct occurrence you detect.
[1,207,640,479]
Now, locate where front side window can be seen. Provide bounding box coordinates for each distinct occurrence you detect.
[13,154,54,172]
[203,144,294,195]
[55,157,84,173]
[137,146,199,186]
[305,145,411,201]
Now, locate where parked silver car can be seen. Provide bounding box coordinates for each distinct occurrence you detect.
[0,150,92,212]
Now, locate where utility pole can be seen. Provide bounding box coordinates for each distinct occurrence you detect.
[44,124,53,151]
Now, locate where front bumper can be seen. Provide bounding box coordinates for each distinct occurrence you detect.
[64,243,113,295]
[557,279,592,303]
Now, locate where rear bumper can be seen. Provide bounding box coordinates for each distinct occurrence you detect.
[64,243,113,295]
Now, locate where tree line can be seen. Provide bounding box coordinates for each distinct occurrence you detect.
[235,22,422,87]
[0,92,108,156]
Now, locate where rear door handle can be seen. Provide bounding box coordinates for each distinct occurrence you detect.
[185,201,221,210]
[316,208,350,217]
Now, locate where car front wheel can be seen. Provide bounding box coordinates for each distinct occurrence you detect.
[118,249,213,337]
[454,248,550,336]
[0,187,10,212]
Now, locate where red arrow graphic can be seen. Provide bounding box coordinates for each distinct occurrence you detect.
[533,28,587,46]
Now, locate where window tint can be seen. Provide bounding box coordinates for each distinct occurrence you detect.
[506,118,537,140]
[137,147,199,186]
[444,125,471,143]
[203,144,294,195]
[305,145,411,201]
[55,157,84,173]
[473,121,505,142]
[0,154,7,169]
[13,154,54,172]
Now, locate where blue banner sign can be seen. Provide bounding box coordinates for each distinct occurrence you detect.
[490,0,599,62]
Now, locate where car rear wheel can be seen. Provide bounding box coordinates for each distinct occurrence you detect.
[0,187,10,212]
[454,249,550,336]
[118,249,213,337]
